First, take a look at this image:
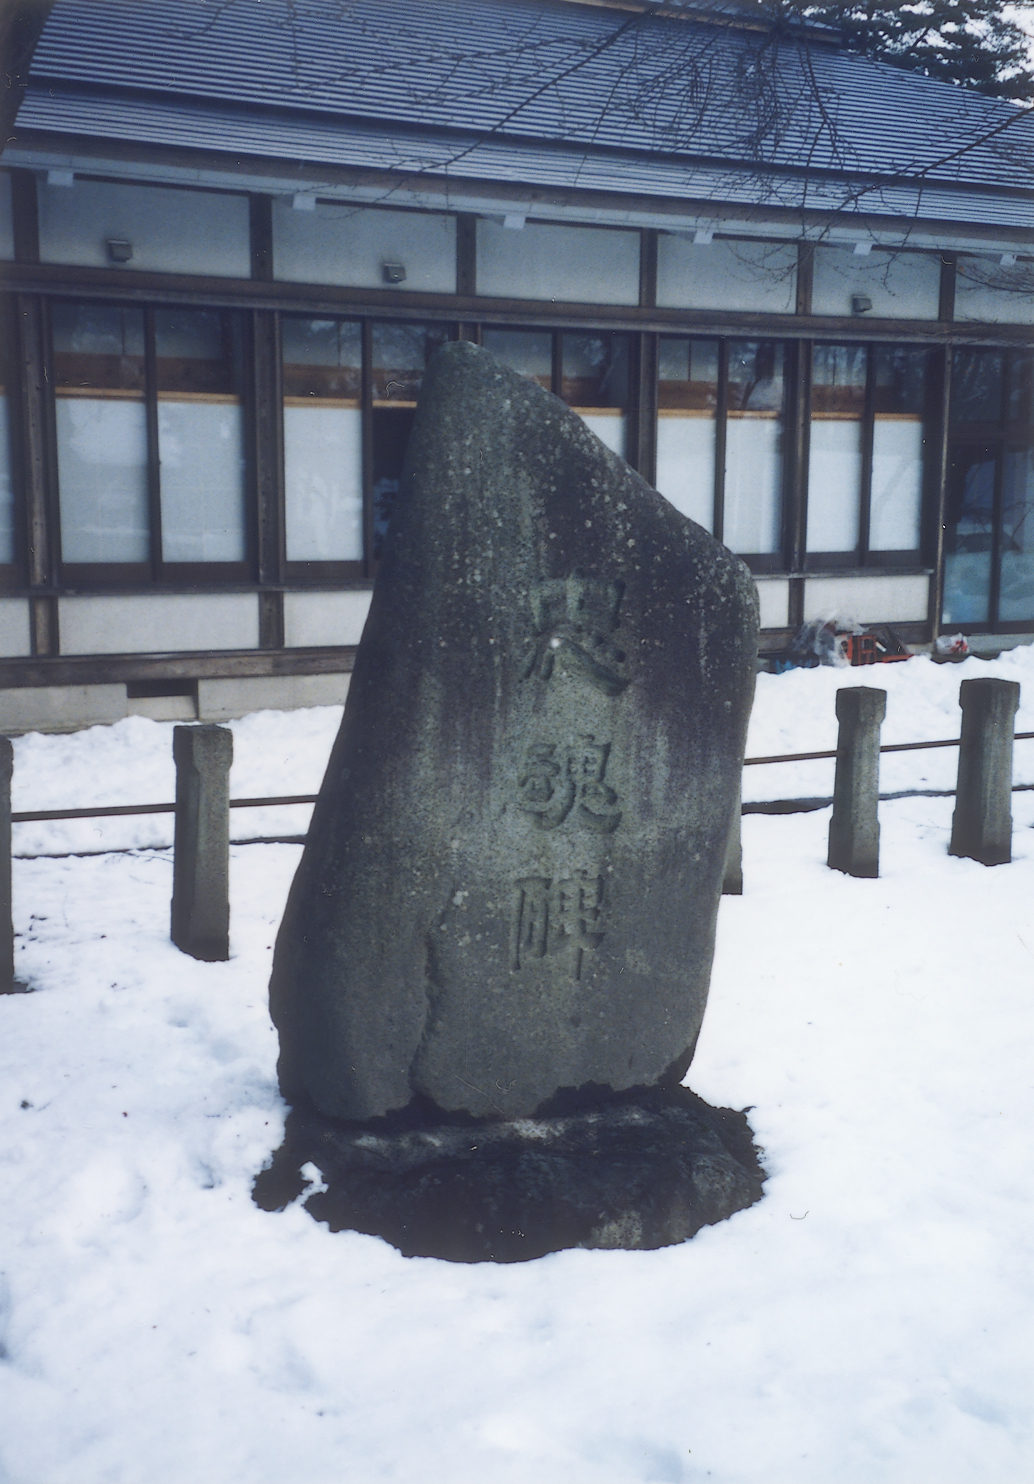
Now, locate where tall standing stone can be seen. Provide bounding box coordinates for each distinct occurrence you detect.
[270,342,758,1123]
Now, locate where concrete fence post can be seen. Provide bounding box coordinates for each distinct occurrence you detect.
[0,738,13,992]
[722,787,743,896]
[828,686,886,879]
[171,724,233,961]
[949,677,1020,866]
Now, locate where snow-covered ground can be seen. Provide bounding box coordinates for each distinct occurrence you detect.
[2,648,1033,1484]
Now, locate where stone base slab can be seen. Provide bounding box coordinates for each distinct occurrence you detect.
[253,1086,765,1262]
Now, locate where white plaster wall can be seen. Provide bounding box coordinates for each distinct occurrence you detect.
[476,219,640,305]
[803,573,929,624]
[0,598,30,657]
[811,248,940,319]
[0,684,127,734]
[283,589,373,648]
[274,202,456,292]
[198,672,351,721]
[39,179,250,277]
[955,259,1034,324]
[0,172,13,260]
[754,577,790,630]
[59,594,259,655]
[657,238,796,313]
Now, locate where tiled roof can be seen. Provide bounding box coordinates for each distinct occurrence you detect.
[15,0,1034,229]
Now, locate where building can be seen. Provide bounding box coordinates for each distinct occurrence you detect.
[1,0,1032,731]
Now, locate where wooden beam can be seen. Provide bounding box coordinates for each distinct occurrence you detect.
[0,645,358,690]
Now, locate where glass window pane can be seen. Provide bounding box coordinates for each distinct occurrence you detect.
[870,347,929,551]
[725,340,784,554]
[561,333,629,460]
[655,337,718,530]
[155,308,245,563]
[807,344,866,554]
[283,317,363,562]
[952,349,1003,425]
[371,321,450,556]
[481,327,551,390]
[52,303,148,563]
[1000,447,1034,622]
[0,393,12,564]
[942,448,994,625]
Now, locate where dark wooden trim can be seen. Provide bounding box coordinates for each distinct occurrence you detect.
[938,253,957,324]
[10,168,39,265]
[13,294,51,586]
[929,347,952,639]
[639,230,658,311]
[251,307,282,584]
[712,338,729,542]
[0,644,358,691]
[786,337,810,572]
[795,243,814,317]
[249,194,274,282]
[28,593,57,656]
[550,330,563,399]
[258,590,284,649]
[858,344,876,559]
[282,559,366,584]
[7,259,1033,347]
[142,305,162,575]
[634,331,657,487]
[787,577,805,631]
[456,213,477,297]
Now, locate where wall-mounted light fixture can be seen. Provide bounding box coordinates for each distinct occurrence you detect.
[852,241,873,256]
[46,169,74,187]
[692,228,714,245]
[106,239,133,264]
[291,193,317,211]
[382,261,406,284]
[851,294,873,315]
[502,213,527,231]
[1000,253,1018,267]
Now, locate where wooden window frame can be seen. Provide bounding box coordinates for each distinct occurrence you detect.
[47,295,256,590]
[802,339,934,574]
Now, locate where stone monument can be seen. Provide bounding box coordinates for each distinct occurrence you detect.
[258,342,764,1259]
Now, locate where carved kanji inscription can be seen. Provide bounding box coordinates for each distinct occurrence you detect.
[512,871,606,978]
[516,734,621,833]
[521,576,628,695]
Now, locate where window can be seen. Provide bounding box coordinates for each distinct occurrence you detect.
[655,336,718,530]
[944,348,1034,628]
[481,326,631,459]
[806,342,931,568]
[655,337,785,563]
[283,317,363,568]
[725,340,785,558]
[52,301,248,581]
[281,316,449,574]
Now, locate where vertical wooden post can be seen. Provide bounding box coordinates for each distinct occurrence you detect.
[949,677,1020,866]
[828,686,886,878]
[171,725,233,961]
[0,738,14,992]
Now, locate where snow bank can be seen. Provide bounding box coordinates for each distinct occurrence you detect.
[2,655,1033,1482]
